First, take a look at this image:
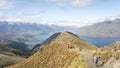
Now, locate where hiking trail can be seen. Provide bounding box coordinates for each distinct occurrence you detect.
[72,49,104,68]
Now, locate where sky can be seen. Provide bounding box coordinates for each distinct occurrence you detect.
[0,0,120,26]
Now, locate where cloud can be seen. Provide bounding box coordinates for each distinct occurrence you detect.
[0,12,41,23]
[44,0,96,7]
[0,12,83,26]
[41,20,91,26]
[0,12,6,19]
[0,0,14,10]
[13,12,25,18]
[71,0,93,7]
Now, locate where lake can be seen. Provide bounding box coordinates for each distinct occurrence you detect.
[25,34,51,45]
[25,34,120,46]
[80,36,120,46]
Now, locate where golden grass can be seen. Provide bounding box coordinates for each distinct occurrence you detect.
[90,46,120,64]
[68,55,87,68]
[56,32,97,50]
[7,42,87,68]
[114,51,120,60]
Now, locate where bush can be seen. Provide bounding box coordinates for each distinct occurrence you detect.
[114,51,120,60]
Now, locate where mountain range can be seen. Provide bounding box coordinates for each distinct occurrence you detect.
[0,21,78,42]
[78,18,120,37]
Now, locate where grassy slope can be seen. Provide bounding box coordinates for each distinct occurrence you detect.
[7,42,87,68]
[32,31,97,53]
[55,31,97,50]
[0,54,25,67]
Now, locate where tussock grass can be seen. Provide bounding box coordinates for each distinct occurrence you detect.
[7,42,87,68]
[114,51,120,60]
[56,32,97,50]
[68,55,86,68]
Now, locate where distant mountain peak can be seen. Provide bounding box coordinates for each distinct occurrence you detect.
[103,18,120,24]
[58,31,79,38]
[103,20,112,24]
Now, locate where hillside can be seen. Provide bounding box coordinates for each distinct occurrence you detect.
[0,40,30,55]
[32,32,61,53]
[99,41,120,68]
[0,40,20,55]
[78,18,120,37]
[0,54,25,68]
[7,42,87,68]
[107,41,120,51]
[32,31,97,53]
[0,40,28,67]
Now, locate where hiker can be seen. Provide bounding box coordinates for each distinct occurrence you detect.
[39,46,43,51]
[79,47,82,51]
[94,55,99,66]
[68,46,74,49]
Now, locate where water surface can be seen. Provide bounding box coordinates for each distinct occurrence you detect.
[25,34,120,46]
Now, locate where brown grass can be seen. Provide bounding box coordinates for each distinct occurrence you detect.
[114,51,120,60]
[56,31,97,50]
[7,42,87,68]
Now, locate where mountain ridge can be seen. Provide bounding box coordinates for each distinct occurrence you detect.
[32,31,97,53]
[78,18,120,37]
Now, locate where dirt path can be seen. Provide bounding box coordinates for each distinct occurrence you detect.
[70,48,104,68]
[78,51,104,68]
[81,52,96,68]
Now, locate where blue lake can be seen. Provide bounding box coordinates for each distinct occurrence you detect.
[25,34,51,45]
[25,34,120,46]
[79,36,120,46]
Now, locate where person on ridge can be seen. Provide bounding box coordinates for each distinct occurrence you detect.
[94,54,99,66]
[79,47,82,51]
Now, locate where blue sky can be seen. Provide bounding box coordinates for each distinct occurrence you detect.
[0,0,120,26]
